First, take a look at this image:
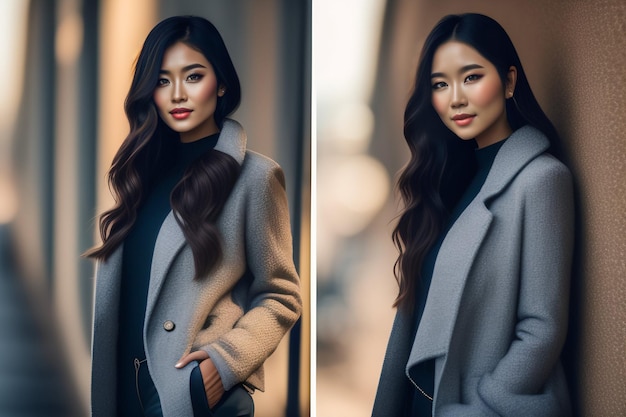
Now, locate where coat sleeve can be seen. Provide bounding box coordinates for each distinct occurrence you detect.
[474,160,574,416]
[203,160,302,391]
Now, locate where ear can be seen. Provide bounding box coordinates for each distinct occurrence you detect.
[218,84,226,97]
[505,66,517,99]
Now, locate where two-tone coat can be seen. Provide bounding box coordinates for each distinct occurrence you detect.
[91,119,302,416]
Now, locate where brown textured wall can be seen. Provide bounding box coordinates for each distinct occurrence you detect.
[373,0,626,415]
[556,2,626,415]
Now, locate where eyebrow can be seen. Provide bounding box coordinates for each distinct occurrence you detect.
[159,63,207,74]
[431,64,485,79]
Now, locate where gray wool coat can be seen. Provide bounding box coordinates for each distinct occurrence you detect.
[372,126,574,417]
[91,119,302,416]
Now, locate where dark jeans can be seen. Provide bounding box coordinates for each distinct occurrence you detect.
[133,358,163,417]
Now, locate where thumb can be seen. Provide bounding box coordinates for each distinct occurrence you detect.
[175,350,210,369]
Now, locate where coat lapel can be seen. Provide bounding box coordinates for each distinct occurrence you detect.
[406,125,550,369]
[145,210,187,320]
[408,202,493,366]
[215,119,247,166]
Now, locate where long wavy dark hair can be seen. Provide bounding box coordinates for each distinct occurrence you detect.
[393,13,561,311]
[86,16,242,279]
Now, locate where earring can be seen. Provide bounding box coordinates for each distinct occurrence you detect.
[219,87,226,95]
[507,91,514,98]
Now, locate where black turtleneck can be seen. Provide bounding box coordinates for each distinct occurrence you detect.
[409,138,507,415]
[117,133,219,416]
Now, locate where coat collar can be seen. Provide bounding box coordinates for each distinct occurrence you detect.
[96,119,248,322]
[406,126,551,371]
[214,118,247,166]
[479,125,550,202]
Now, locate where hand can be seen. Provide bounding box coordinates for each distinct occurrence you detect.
[175,350,209,367]
[176,351,225,408]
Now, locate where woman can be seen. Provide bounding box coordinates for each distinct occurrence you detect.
[87,16,301,417]
[372,13,574,416]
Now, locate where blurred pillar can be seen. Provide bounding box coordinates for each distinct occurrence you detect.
[11,0,56,298]
[52,0,107,413]
[96,0,157,221]
[0,0,28,226]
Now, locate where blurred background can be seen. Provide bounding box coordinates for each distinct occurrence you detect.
[315,0,626,416]
[0,0,310,416]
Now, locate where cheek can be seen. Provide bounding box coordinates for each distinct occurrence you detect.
[153,90,167,113]
[431,93,448,119]
[195,78,218,103]
[470,79,503,108]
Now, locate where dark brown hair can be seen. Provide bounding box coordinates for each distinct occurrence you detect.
[86,16,241,279]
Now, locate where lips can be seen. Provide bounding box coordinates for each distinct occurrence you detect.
[451,113,475,127]
[170,108,192,120]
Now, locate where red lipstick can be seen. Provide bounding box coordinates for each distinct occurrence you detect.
[451,113,475,127]
[170,108,192,120]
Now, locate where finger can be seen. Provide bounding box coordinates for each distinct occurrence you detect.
[199,359,225,408]
[175,350,209,368]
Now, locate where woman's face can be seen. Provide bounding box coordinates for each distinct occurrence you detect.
[430,41,516,148]
[153,41,225,143]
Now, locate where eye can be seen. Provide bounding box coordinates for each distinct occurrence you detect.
[432,81,447,90]
[187,73,204,82]
[464,74,483,83]
[156,78,169,87]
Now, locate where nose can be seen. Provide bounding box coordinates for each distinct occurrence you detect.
[450,83,467,108]
[171,81,187,103]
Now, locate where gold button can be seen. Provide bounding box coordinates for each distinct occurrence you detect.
[163,320,175,331]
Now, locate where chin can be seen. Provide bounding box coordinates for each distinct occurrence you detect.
[447,127,477,141]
